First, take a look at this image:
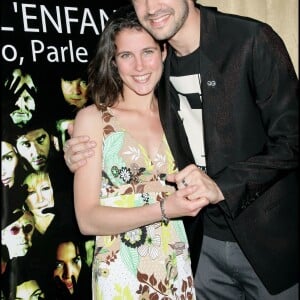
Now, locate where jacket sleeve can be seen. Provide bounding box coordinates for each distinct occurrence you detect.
[214,23,299,219]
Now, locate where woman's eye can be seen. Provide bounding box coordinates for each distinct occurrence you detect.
[55,262,63,269]
[121,53,131,59]
[144,49,154,55]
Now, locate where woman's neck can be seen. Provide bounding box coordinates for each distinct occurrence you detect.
[115,92,158,113]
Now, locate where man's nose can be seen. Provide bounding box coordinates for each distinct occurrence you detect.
[30,144,39,157]
[72,81,82,95]
[145,0,160,14]
[15,97,26,109]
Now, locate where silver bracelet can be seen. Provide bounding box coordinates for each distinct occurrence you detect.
[160,198,169,225]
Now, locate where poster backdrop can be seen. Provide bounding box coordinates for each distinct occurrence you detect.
[1,1,128,299]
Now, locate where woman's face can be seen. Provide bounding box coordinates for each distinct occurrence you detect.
[114,27,166,96]
[1,141,18,188]
[53,242,82,295]
[24,173,54,216]
[16,279,45,300]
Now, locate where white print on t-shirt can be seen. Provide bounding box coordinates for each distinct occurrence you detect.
[170,74,206,168]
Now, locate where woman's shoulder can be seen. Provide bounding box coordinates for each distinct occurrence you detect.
[78,103,99,115]
[74,104,103,133]
[75,104,101,121]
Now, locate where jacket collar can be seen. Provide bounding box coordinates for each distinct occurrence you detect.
[198,4,224,77]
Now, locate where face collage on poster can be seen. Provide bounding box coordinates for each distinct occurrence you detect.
[1,1,128,299]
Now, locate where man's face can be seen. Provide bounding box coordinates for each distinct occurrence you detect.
[1,141,18,188]
[53,242,82,295]
[24,172,54,216]
[16,129,50,171]
[1,211,35,259]
[16,279,45,300]
[132,0,189,41]
[61,78,87,108]
[6,69,37,127]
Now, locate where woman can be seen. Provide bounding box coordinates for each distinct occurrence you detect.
[1,128,26,189]
[23,171,55,235]
[53,239,91,298]
[73,5,204,299]
[1,140,19,188]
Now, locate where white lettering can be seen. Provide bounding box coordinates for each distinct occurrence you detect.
[47,46,59,62]
[99,9,109,31]
[16,4,109,34]
[31,40,44,61]
[41,5,62,33]
[80,8,99,35]
[76,47,88,63]
[31,39,88,63]
[2,44,18,62]
[22,3,39,32]
[64,7,78,34]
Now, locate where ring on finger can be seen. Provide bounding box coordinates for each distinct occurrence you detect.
[182,177,188,187]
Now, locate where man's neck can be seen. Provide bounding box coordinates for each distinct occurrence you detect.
[169,5,201,57]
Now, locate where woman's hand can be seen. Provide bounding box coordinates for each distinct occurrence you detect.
[167,164,224,205]
[164,184,209,219]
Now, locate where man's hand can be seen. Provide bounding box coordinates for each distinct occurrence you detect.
[63,123,96,172]
[167,164,224,205]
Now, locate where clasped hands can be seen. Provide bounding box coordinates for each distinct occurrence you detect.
[163,164,225,218]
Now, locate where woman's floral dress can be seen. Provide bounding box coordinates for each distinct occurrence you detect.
[92,109,195,300]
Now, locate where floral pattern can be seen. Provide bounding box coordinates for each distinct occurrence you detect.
[92,109,195,299]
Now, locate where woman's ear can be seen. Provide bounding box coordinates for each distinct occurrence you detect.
[111,58,117,67]
[162,43,167,62]
[111,58,119,74]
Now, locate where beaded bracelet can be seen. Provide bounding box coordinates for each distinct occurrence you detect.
[160,198,169,225]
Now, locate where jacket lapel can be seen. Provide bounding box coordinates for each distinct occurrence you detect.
[158,56,195,170]
[199,5,233,176]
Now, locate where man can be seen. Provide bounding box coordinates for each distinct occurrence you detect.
[16,128,51,172]
[1,209,35,259]
[63,1,298,298]
[61,77,87,109]
[4,68,37,127]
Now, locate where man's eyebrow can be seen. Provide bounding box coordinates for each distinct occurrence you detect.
[32,289,43,296]
[20,138,30,144]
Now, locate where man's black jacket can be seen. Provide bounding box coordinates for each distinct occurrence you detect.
[158,4,299,295]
